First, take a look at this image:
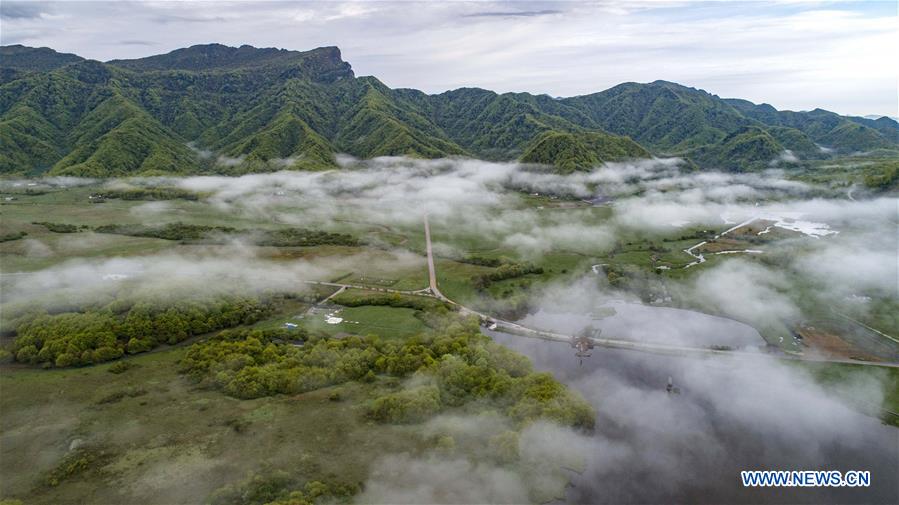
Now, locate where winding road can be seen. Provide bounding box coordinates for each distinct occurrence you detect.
[3,216,893,369]
[421,215,899,368]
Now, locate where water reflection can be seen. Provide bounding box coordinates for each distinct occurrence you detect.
[488,325,899,504]
[520,301,766,349]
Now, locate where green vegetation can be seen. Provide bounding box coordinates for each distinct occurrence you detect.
[0,347,423,504]
[727,99,898,151]
[520,130,649,172]
[10,294,269,367]
[473,262,544,289]
[107,360,138,374]
[458,255,505,267]
[44,446,113,487]
[688,126,785,171]
[0,163,896,504]
[101,187,200,201]
[862,160,899,191]
[255,228,359,247]
[93,222,359,246]
[3,45,896,176]
[788,155,899,192]
[94,222,236,241]
[367,385,442,423]
[182,322,595,429]
[795,362,899,427]
[32,221,81,233]
[0,231,26,242]
[331,290,450,312]
[0,45,83,72]
[313,306,431,339]
[210,471,359,505]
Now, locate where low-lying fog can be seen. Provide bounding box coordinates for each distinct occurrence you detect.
[2,156,897,503]
[6,157,896,311]
[488,329,899,504]
[521,301,765,348]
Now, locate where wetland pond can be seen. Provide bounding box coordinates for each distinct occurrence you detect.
[519,301,767,349]
[486,304,899,504]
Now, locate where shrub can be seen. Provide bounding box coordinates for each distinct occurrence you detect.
[0,231,26,242]
[473,262,544,289]
[12,294,269,367]
[32,222,80,233]
[108,361,137,374]
[182,324,596,430]
[367,385,442,423]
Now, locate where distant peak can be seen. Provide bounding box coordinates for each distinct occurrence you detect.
[105,43,352,81]
[0,44,84,72]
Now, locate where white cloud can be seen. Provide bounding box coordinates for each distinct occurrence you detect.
[2,1,895,115]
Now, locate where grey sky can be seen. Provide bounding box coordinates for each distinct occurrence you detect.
[1,1,896,116]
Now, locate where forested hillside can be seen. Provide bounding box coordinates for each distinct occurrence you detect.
[2,44,897,176]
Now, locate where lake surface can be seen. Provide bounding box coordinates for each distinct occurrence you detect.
[520,301,766,349]
[487,307,899,504]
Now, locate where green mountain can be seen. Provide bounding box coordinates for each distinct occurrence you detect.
[687,126,784,171]
[561,80,751,153]
[724,99,898,151]
[0,45,84,73]
[1,44,897,176]
[521,131,649,173]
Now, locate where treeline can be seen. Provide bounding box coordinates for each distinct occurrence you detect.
[33,221,82,233]
[458,255,504,267]
[181,324,595,430]
[101,187,200,201]
[473,262,544,289]
[255,228,359,247]
[11,295,269,367]
[863,161,899,190]
[210,471,359,505]
[94,221,358,246]
[0,231,26,242]
[331,290,450,312]
[94,222,236,241]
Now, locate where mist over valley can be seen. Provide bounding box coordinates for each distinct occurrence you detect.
[1,3,898,504]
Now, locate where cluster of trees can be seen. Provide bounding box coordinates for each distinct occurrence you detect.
[331,291,450,312]
[472,262,544,290]
[367,385,442,423]
[12,294,269,367]
[255,228,359,247]
[94,222,236,241]
[458,255,504,267]
[93,221,359,247]
[33,221,81,233]
[603,263,639,288]
[45,446,111,487]
[862,161,899,190]
[182,323,595,430]
[101,187,200,201]
[210,471,359,505]
[0,231,26,242]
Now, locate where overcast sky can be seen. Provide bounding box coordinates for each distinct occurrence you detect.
[1,1,896,116]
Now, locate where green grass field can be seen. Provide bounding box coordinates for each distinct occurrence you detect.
[2,180,896,359]
[0,348,425,505]
[791,361,899,426]
[304,305,430,339]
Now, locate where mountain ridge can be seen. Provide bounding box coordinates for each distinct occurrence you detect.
[1,43,897,176]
